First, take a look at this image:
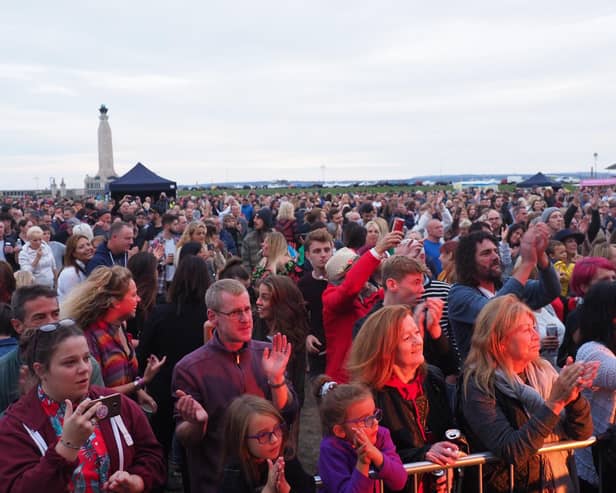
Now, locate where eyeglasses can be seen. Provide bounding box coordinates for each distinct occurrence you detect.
[343,408,383,429]
[214,307,252,321]
[38,319,76,333]
[247,422,286,444]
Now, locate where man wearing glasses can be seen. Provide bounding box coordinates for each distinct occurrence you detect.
[0,285,103,415]
[172,279,298,493]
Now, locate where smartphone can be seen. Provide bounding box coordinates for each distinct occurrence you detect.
[88,393,121,420]
[546,324,558,337]
[392,217,405,233]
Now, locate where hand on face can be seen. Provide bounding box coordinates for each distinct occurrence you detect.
[352,426,383,468]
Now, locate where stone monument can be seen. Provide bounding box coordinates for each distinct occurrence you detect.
[85,105,118,194]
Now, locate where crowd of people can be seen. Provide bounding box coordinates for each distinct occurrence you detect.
[0,184,615,492]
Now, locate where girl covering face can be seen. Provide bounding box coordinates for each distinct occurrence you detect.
[315,377,407,493]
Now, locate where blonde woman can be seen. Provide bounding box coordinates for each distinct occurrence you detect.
[251,232,298,285]
[18,226,56,287]
[175,221,209,267]
[459,295,596,493]
[357,220,384,256]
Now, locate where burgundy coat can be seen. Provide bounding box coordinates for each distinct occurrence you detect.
[0,385,165,493]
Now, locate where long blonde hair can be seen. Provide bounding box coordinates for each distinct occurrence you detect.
[462,295,546,399]
[261,232,290,274]
[61,266,133,329]
[348,305,423,390]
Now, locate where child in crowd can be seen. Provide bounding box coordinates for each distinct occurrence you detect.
[548,240,573,296]
[315,376,407,493]
[220,394,314,493]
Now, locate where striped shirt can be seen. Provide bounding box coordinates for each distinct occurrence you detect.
[85,320,138,387]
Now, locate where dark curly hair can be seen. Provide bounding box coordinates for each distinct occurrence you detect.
[455,231,499,287]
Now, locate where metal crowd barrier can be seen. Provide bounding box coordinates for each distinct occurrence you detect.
[314,436,597,492]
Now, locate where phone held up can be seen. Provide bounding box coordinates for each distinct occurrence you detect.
[88,393,121,420]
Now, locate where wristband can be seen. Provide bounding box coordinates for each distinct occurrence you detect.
[59,438,81,450]
[133,376,145,390]
[268,379,286,389]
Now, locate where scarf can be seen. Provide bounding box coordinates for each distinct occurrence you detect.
[494,362,571,493]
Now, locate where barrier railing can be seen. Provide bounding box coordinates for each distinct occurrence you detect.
[314,436,597,492]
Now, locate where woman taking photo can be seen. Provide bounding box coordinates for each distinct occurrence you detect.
[459,294,596,493]
[0,320,165,492]
[356,220,384,256]
[57,234,94,302]
[62,266,165,412]
[348,304,459,493]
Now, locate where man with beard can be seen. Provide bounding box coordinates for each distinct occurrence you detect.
[448,224,560,362]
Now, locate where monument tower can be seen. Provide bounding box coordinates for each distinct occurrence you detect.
[85,104,118,193]
[97,104,117,181]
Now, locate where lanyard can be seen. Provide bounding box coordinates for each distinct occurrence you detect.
[109,251,128,267]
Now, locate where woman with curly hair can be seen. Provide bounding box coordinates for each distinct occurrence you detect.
[61,266,165,411]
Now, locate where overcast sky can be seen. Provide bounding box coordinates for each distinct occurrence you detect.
[1,1,615,189]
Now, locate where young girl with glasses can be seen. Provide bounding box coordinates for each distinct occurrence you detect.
[220,394,315,493]
[314,375,407,493]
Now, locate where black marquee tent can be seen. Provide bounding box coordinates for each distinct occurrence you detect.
[108,162,176,200]
[515,172,562,189]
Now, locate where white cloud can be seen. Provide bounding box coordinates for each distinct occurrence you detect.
[1,1,616,189]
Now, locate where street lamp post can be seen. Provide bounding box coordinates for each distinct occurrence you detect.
[593,152,598,178]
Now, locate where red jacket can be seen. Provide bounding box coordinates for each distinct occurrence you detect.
[322,250,382,382]
[0,386,165,493]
